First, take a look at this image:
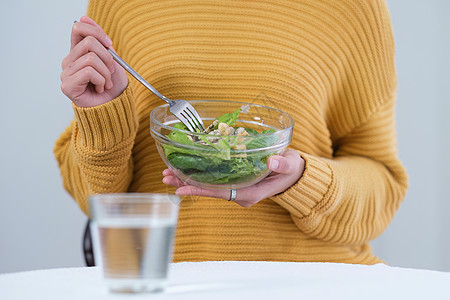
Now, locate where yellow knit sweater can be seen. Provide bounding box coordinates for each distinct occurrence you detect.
[55,0,408,264]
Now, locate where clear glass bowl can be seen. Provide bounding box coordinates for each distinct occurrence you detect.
[150,100,294,190]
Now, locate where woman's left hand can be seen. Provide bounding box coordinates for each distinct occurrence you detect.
[162,149,305,207]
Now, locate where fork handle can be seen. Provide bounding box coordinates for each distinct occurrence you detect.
[107,48,172,104]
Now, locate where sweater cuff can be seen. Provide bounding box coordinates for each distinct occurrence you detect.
[73,86,138,150]
[272,152,334,218]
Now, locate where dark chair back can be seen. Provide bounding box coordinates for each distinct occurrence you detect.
[83,220,96,266]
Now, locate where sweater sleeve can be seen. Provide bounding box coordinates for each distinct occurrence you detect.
[54,86,138,215]
[54,1,140,215]
[271,0,408,246]
[272,98,408,246]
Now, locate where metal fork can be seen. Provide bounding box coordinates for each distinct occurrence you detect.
[107,49,205,132]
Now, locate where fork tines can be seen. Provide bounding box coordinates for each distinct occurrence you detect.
[180,107,205,132]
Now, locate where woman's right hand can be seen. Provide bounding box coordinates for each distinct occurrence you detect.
[61,16,128,107]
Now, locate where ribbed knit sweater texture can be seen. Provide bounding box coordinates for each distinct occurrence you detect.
[54,0,408,264]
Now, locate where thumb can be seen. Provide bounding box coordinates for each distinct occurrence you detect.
[267,150,301,174]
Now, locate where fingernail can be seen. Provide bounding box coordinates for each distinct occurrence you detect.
[269,159,279,170]
[109,64,115,73]
[105,36,113,46]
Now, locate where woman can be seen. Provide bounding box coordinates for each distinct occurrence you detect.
[55,0,408,264]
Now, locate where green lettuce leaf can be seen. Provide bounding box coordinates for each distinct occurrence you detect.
[163,109,278,185]
[215,108,241,128]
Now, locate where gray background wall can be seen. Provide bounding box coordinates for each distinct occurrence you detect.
[0,0,449,273]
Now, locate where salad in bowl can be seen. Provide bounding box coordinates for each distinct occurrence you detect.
[150,100,294,190]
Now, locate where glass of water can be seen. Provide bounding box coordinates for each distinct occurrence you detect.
[89,193,180,293]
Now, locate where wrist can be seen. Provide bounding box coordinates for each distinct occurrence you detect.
[72,85,137,149]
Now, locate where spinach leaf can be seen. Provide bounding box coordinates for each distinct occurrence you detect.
[167,153,210,171]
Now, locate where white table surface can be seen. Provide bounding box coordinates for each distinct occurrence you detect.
[1,261,449,300]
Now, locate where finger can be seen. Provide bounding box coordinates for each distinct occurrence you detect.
[162,175,186,188]
[175,186,263,208]
[162,169,175,176]
[62,66,106,97]
[62,52,113,90]
[80,16,103,29]
[175,184,270,207]
[71,20,112,50]
[236,173,286,200]
[62,36,114,72]
[175,186,230,200]
[267,150,301,174]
